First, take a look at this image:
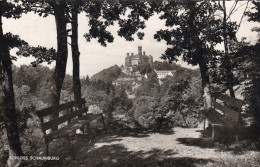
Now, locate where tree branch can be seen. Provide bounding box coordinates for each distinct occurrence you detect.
[237,1,250,32]
[227,0,238,19]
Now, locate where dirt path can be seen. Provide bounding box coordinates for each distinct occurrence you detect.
[47,127,260,167]
[94,128,251,158]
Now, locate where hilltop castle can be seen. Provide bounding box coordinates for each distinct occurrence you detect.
[113,46,176,87]
[125,46,153,69]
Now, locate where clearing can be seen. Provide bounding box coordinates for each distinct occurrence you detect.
[42,126,260,167]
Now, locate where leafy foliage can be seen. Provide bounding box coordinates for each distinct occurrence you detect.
[241,44,260,119]
[154,1,223,65]
[154,61,178,71]
[241,1,260,135]
[116,1,153,41]
[133,96,160,128]
[2,32,57,67]
[12,65,73,106]
[4,33,27,50]
[16,45,57,67]
[114,87,133,113]
[84,1,116,46]
[132,65,202,129]
[211,38,249,91]
[82,77,132,125]
[0,1,23,19]
[84,0,155,45]
[246,1,260,23]
[0,0,35,158]
[12,65,52,98]
[136,62,153,75]
[135,71,160,98]
[2,32,28,61]
[153,1,239,112]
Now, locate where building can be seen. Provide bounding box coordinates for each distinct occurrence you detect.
[143,70,175,85]
[114,46,176,86]
[155,70,176,79]
[112,77,136,86]
[125,46,153,69]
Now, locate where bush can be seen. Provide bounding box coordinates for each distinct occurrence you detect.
[134,106,156,128]
[131,67,203,129]
[133,96,160,128]
[0,107,45,166]
[20,112,45,154]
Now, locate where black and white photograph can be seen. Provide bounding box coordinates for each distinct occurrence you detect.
[0,0,259,166]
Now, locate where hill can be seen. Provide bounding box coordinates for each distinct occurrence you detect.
[90,65,122,83]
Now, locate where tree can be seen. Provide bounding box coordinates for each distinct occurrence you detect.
[135,71,160,98]
[0,1,25,166]
[159,71,202,128]
[69,2,82,102]
[19,1,71,131]
[84,75,90,86]
[82,81,115,125]
[49,2,69,108]
[55,0,157,105]
[22,1,69,110]
[244,1,260,136]
[155,1,223,111]
[210,0,250,98]
[23,0,155,108]
[79,0,156,101]
[133,96,160,128]
[137,62,153,75]
[167,79,190,126]
[114,86,132,113]
[218,0,238,97]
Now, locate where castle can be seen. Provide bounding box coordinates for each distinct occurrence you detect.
[113,46,176,87]
[125,46,153,70]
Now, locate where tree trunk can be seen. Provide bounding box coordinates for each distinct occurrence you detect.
[71,4,82,102]
[49,3,68,130]
[252,42,260,134]
[0,15,23,167]
[199,60,212,111]
[187,2,213,110]
[256,42,260,118]
[223,0,235,98]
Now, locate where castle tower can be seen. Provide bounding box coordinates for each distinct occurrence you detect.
[149,55,153,67]
[138,46,142,56]
[124,46,154,68]
[125,53,131,66]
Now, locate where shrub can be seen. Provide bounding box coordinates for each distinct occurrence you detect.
[133,96,160,128]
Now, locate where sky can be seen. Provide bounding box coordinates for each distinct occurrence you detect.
[3,1,259,77]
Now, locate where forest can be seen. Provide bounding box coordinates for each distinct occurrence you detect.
[0,0,259,167]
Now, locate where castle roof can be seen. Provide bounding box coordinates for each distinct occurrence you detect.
[126,54,150,60]
[133,54,140,58]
